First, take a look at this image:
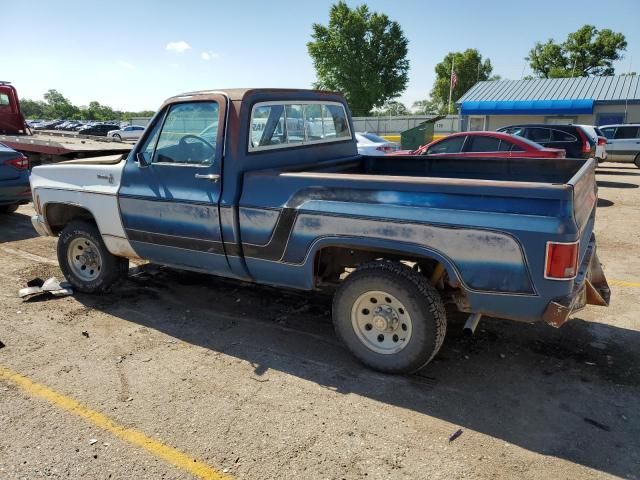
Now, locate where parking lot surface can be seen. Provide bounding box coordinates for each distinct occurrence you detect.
[1,164,639,479]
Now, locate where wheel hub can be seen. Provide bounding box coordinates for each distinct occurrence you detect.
[67,237,102,281]
[351,290,413,355]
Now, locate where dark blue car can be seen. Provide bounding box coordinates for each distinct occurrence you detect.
[0,142,31,213]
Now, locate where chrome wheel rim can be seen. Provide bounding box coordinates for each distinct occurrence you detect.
[67,237,102,281]
[351,290,412,354]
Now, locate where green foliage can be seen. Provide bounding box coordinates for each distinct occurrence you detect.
[43,89,80,119]
[430,49,493,114]
[411,99,441,115]
[307,1,409,116]
[372,100,409,116]
[20,90,156,120]
[527,25,627,78]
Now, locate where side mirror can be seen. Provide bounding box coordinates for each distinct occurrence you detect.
[136,152,149,168]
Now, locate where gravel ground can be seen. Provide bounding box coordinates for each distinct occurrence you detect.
[0,163,639,479]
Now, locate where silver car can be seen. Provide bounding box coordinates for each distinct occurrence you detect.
[107,125,145,141]
[599,124,640,167]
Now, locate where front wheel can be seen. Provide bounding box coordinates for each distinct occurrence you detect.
[113,134,122,141]
[57,220,129,293]
[333,261,447,374]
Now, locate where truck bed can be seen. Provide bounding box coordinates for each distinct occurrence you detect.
[304,155,585,184]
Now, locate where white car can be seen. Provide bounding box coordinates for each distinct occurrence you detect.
[599,124,640,167]
[355,132,398,156]
[107,125,146,141]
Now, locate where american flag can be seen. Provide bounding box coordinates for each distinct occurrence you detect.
[450,69,458,91]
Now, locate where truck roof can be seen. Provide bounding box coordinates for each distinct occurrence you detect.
[165,88,344,103]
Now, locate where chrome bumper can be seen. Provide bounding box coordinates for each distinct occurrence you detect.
[543,235,610,328]
[31,214,53,237]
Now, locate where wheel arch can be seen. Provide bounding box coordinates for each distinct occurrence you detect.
[44,202,98,235]
[309,236,462,288]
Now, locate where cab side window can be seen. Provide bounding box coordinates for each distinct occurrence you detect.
[153,102,219,165]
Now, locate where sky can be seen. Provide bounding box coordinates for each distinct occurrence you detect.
[2,0,639,112]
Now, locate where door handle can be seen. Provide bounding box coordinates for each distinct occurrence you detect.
[194,173,220,183]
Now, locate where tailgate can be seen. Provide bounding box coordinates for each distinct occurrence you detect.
[568,158,597,232]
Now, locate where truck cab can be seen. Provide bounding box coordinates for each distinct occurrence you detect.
[0,82,27,135]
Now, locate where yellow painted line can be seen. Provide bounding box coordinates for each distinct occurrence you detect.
[0,365,231,480]
[609,279,640,288]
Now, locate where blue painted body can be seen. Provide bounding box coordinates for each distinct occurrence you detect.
[117,89,600,324]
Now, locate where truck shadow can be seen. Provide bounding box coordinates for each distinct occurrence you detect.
[77,266,640,479]
[0,209,39,243]
[596,180,639,189]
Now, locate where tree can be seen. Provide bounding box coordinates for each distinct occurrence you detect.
[527,25,627,78]
[411,98,446,115]
[42,89,79,119]
[307,1,409,116]
[431,49,493,114]
[19,98,46,119]
[373,100,409,116]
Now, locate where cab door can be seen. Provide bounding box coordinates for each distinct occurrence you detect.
[118,96,230,275]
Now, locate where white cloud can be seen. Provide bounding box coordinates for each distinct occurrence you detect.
[117,61,135,70]
[200,51,219,61]
[165,41,191,53]
[169,63,179,68]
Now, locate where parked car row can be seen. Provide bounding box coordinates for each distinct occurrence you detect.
[374,121,640,166]
[27,119,145,139]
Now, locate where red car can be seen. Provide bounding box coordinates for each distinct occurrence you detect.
[395,131,566,158]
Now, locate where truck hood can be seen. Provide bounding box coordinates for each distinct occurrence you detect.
[58,153,126,165]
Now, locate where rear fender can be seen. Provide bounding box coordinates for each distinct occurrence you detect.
[308,236,462,287]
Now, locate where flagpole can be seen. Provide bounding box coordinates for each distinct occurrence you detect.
[448,58,455,115]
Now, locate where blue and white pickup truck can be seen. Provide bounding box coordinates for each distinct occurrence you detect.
[29,88,610,373]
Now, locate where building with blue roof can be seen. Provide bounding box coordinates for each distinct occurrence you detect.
[456,75,640,130]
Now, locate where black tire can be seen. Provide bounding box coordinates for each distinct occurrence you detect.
[0,204,19,214]
[57,220,129,293]
[113,134,121,141]
[333,261,447,374]
[634,153,640,169]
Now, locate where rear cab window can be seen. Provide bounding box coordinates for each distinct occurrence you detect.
[249,101,351,151]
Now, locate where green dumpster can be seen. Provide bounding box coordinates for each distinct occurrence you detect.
[400,116,444,150]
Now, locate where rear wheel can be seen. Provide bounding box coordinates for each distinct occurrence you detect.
[333,261,447,374]
[57,220,128,293]
[0,204,19,214]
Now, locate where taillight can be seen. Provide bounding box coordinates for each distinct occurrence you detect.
[5,155,29,170]
[597,136,607,146]
[545,241,579,280]
[576,128,592,155]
